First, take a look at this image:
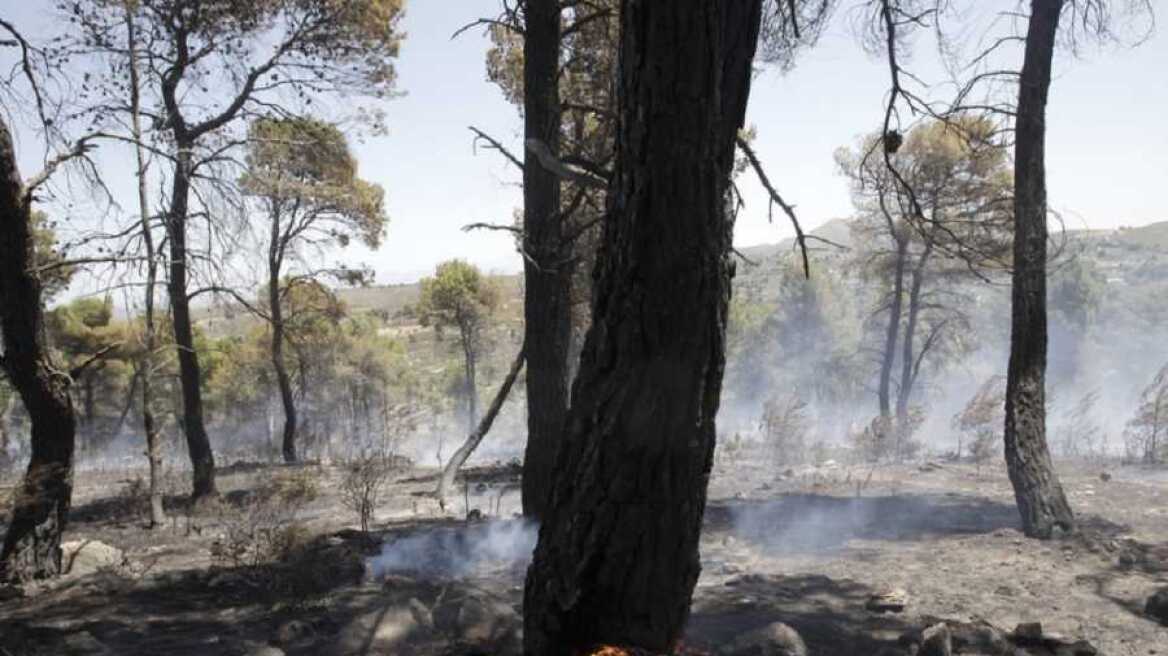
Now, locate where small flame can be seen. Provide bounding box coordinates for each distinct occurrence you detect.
[579,641,710,656]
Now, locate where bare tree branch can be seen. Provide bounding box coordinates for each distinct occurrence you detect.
[736,134,810,278]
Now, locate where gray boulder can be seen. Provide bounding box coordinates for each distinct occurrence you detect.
[1147,587,1168,626]
[720,621,808,656]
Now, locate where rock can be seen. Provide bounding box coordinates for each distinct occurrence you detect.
[240,642,285,656]
[948,620,1009,653]
[408,597,434,631]
[919,623,951,656]
[866,588,909,613]
[1012,622,1044,642]
[453,594,520,648]
[60,631,111,655]
[1145,587,1168,626]
[720,621,808,656]
[273,619,313,645]
[334,604,427,655]
[60,540,124,576]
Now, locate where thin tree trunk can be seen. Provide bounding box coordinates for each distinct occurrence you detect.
[0,118,78,581]
[1004,0,1074,539]
[878,233,907,421]
[895,243,932,427]
[521,0,572,522]
[460,328,479,434]
[268,209,297,463]
[165,144,217,500]
[437,344,526,505]
[523,2,762,652]
[126,6,165,527]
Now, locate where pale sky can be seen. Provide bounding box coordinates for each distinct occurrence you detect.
[5,1,1166,285]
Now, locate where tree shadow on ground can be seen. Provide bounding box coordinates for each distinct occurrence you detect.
[0,530,373,656]
[686,573,914,655]
[705,493,1027,554]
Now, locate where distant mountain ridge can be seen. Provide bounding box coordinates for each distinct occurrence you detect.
[325,217,1168,317]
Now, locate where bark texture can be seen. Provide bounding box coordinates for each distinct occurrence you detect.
[520,0,572,520]
[165,143,217,499]
[1004,0,1074,539]
[523,1,762,652]
[0,118,78,581]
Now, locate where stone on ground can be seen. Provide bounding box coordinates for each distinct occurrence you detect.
[720,621,808,656]
[60,540,124,576]
[1146,587,1168,626]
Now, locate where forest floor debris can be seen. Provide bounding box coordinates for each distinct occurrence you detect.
[0,457,1165,654]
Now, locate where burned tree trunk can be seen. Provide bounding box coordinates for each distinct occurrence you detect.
[878,232,907,422]
[895,242,932,426]
[523,1,762,653]
[267,212,298,464]
[520,0,572,521]
[1004,0,1074,539]
[0,118,78,581]
[165,143,217,500]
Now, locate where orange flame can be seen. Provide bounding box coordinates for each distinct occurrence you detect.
[586,648,634,656]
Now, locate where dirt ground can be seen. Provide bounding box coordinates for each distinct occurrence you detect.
[1,454,1166,655]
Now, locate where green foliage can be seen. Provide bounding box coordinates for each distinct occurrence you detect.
[243,117,386,250]
[31,211,73,299]
[416,260,500,339]
[725,255,863,409]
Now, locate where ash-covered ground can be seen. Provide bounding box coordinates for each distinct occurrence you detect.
[1,453,1166,655]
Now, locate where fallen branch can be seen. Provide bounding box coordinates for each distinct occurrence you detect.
[437,343,527,506]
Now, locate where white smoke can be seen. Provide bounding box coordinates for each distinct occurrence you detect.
[367,518,538,579]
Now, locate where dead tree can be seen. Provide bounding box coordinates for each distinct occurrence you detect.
[523,1,763,652]
[1004,0,1075,538]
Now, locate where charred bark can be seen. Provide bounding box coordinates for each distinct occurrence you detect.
[165,143,217,500]
[523,1,762,653]
[878,232,907,421]
[520,0,573,522]
[1004,0,1074,539]
[0,118,77,581]
[895,242,932,424]
[268,209,298,464]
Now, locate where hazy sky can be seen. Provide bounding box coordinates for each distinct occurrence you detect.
[5,1,1166,284]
